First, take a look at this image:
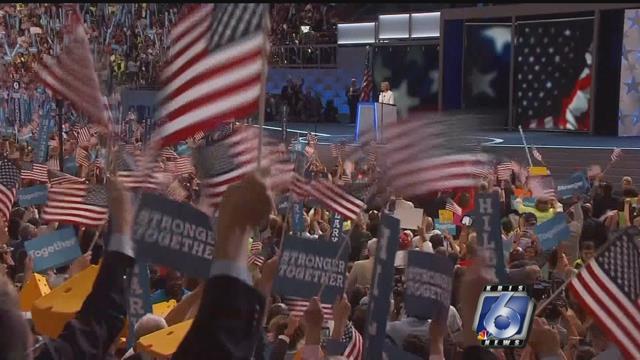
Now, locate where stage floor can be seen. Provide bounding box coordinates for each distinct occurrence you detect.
[263,122,640,150]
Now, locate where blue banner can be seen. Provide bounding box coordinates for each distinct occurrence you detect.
[276,195,290,216]
[556,171,589,200]
[434,219,457,236]
[329,213,344,243]
[127,262,152,347]
[535,213,570,251]
[404,251,454,321]
[291,200,305,233]
[17,185,48,207]
[24,228,82,272]
[274,234,348,304]
[473,193,508,283]
[133,193,215,278]
[364,213,400,360]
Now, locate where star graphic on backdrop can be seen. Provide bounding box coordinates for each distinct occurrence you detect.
[628,59,638,73]
[373,56,392,86]
[619,110,625,127]
[428,69,439,95]
[627,10,640,30]
[622,44,636,63]
[482,26,511,55]
[631,109,640,126]
[624,75,640,95]
[470,68,497,97]
[394,80,420,119]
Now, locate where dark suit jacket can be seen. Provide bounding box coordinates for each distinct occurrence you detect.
[173,276,266,360]
[36,251,135,360]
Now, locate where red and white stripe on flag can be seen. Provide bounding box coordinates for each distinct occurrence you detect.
[611,148,622,162]
[153,4,268,146]
[297,178,364,221]
[567,233,640,359]
[496,162,513,181]
[21,163,49,183]
[34,4,107,126]
[282,296,334,321]
[42,183,109,227]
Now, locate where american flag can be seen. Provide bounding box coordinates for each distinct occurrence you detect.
[359,47,373,102]
[76,127,92,146]
[0,160,20,222]
[531,146,543,163]
[21,163,49,183]
[446,198,463,217]
[329,143,341,158]
[496,162,513,181]
[42,183,109,227]
[291,175,364,221]
[49,170,85,186]
[153,4,268,146]
[47,157,61,172]
[165,157,195,176]
[282,296,333,321]
[264,160,296,194]
[342,322,363,360]
[115,150,170,191]
[351,114,493,198]
[247,241,265,267]
[35,4,108,127]
[196,126,283,212]
[76,147,91,167]
[567,228,640,359]
[514,20,593,131]
[160,147,179,160]
[611,148,622,162]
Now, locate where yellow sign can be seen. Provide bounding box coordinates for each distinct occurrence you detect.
[19,273,51,312]
[528,166,550,176]
[137,319,194,358]
[153,299,178,318]
[439,210,454,224]
[32,265,100,338]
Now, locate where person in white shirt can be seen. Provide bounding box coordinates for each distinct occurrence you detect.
[378,81,394,105]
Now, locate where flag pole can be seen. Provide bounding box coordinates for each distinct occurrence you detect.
[518,125,533,168]
[256,5,269,169]
[56,99,64,171]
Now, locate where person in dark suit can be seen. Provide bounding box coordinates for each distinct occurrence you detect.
[345,78,360,124]
[31,178,136,360]
[174,173,275,360]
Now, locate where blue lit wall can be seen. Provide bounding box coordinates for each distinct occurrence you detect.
[267,47,368,115]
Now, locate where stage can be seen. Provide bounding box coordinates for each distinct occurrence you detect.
[263,121,640,185]
[263,121,640,150]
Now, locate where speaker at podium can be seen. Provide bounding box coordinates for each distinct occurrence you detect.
[355,102,398,142]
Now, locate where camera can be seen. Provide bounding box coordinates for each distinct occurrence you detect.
[531,280,552,302]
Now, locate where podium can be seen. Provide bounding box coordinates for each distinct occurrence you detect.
[356,102,397,142]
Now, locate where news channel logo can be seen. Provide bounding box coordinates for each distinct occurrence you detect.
[473,285,535,348]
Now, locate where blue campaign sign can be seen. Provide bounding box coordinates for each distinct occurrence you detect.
[276,194,290,216]
[274,235,349,304]
[133,193,215,278]
[556,171,589,199]
[291,200,305,233]
[329,213,344,243]
[535,213,570,251]
[34,105,54,163]
[24,228,82,272]
[473,193,508,283]
[434,219,457,236]
[127,262,152,347]
[63,156,78,176]
[404,251,454,321]
[18,185,49,207]
[364,213,400,360]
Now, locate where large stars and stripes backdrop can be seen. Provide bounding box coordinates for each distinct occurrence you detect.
[618,9,640,136]
[463,24,512,125]
[372,45,439,118]
[513,18,594,132]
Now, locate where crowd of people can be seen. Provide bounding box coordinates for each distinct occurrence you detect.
[0,114,636,360]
